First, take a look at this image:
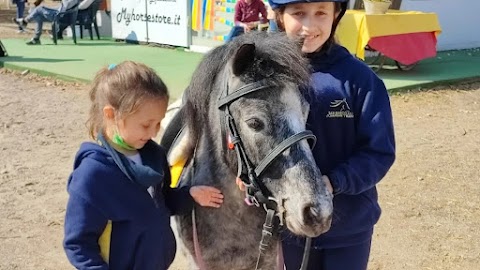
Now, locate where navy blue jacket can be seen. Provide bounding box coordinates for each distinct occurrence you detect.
[286,44,396,248]
[63,139,193,269]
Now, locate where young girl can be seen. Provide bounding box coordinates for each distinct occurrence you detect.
[267,0,396,269]
[63,61,224,270]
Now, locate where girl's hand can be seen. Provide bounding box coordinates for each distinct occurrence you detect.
[235,177,246,191]
[190,186,224,208]
[322,175,334,194]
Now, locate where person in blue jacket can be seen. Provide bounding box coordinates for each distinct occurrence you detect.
[63,61,224,270]
[267,0,396,269]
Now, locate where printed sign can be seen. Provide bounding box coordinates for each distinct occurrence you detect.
[111,0,189,47]
[147,0,189,47]
[111,0,148,42]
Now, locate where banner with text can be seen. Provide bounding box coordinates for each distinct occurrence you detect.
[111,0,148,43]
[111,0,189,47]
[147,0,189,47]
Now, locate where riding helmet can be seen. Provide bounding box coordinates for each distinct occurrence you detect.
[268,0,349,21]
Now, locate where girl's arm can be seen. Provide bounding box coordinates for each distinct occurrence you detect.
[160,161,194,215]
[161,167,223,214]
[328,74,396,195]
[259,2,268,24]
[234,1,244,26]
[163,185,195,215]
[64,193,109,269]
[162,178,224,215]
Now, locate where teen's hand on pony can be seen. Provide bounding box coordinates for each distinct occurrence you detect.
[236,176,333,194]
[322,175,334,194]
[190,186,224,208]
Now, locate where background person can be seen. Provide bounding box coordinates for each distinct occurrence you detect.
[226,0,268,41]
[11,0,26,33]
[55,0,96,39]
[13,0,78,45]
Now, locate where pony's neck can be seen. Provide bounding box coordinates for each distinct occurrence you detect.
[196,134,247,204]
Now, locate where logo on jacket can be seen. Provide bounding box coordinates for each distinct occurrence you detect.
[326,98,354,118]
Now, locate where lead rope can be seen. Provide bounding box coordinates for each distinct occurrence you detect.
[255,209,276,270]
[276,240,284,270]
[189,143,207,270]
[192,208,207,270]
[299,237,312,270]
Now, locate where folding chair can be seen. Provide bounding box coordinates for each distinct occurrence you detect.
[76,0,102,40]
[52,4,79,45]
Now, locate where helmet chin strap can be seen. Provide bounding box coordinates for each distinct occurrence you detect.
[333,2,348,30]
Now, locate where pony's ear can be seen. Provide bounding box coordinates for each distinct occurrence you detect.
[231,43,256,76]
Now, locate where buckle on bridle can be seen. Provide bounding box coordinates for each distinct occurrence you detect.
[264,197,285,227]
[227,133,238,150]
[246,194,261,207]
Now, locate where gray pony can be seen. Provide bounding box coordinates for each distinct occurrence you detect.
[163,32,333,270]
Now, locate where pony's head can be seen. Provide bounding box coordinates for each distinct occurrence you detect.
[185,33,333,237]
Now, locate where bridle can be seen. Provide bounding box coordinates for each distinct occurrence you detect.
[217,78,315,270]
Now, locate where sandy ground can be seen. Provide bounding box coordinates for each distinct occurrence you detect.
[1,12,480,270]
[2,69,480,270]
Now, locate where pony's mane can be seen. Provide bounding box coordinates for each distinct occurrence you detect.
[184,32,310,148]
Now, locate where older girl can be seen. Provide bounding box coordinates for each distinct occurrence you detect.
[268,0,396,269]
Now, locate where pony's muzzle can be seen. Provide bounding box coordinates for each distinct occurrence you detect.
[301,203,333,235]
[285,198,333,238]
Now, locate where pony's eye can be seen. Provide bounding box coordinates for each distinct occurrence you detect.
[246,118,265,131]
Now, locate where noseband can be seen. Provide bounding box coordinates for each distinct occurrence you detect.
[218,79,314,270]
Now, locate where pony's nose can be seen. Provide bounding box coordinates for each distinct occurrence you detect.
[302,203,331,226]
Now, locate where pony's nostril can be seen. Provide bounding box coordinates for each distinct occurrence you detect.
[302,203,322,225]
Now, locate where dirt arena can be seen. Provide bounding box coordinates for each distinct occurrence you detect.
[1,15,480,270]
